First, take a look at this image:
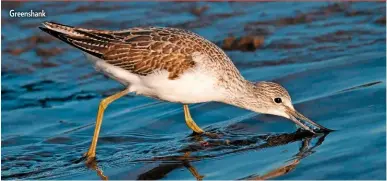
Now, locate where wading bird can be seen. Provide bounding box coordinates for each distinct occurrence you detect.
[39,22,331,161]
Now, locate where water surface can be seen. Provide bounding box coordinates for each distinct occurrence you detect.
[1,2,386,180]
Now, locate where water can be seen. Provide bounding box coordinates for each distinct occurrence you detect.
[1,2,386,180]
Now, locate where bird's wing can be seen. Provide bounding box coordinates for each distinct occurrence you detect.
[39,22,200,79]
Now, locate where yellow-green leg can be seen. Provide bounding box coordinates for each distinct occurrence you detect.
[84,88,130,162]
[183,105,204,134]
[183,105,221,139]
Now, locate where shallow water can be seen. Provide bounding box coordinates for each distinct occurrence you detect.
[1,2,386,180]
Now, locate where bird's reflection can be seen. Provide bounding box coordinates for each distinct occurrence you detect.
[241,133,328,180]
[136,152,204,180]
[135,130,329,180]
[85,159,109,180]
[86,129,329,180]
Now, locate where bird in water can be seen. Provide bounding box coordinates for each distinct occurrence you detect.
[39,22,331,162]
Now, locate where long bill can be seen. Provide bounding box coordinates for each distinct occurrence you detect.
[285,107,332,134]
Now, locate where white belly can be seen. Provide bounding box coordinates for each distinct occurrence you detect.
[137,69,223,104]
[86,54,223,104]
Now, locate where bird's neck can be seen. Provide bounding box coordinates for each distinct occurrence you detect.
[221,80,269,114]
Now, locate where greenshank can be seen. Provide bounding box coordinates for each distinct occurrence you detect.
[39,22,331,161]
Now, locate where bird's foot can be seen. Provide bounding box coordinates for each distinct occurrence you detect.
[83,151,96,163]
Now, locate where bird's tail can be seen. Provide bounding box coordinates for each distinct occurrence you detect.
[39,21,113,58]
[40,21,79,37]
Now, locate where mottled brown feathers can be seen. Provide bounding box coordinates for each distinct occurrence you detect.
[102,29,198,79]
[40,22,205,79]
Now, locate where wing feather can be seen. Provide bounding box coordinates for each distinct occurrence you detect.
[40,22,201,79]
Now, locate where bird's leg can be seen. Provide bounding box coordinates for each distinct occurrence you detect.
[183,105,205,134]
[84,88,130,162]
[183,105,220,139]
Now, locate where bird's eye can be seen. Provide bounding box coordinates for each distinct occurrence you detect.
[274,98,282,103]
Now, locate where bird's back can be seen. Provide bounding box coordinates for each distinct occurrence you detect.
[40,22,242,81]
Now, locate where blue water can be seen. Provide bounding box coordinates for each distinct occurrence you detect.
[1,2,386,180]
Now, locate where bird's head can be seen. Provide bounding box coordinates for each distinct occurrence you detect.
[251,81,331,133]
